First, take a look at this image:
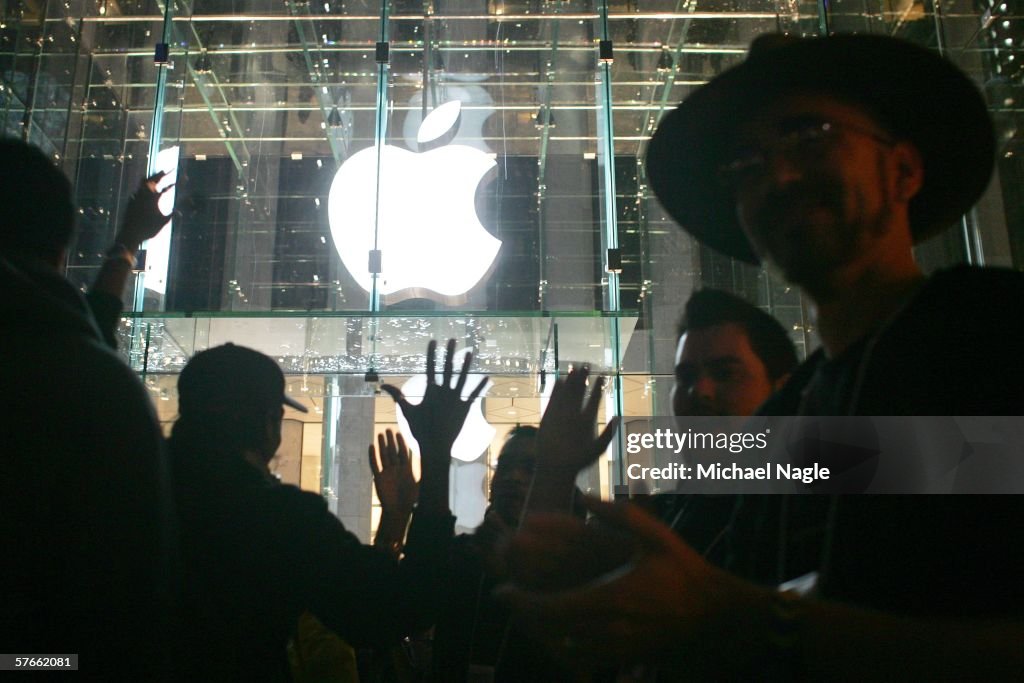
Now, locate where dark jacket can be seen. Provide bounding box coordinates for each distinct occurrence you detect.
[0,256,174,680]
[171,434,454,682]
[758,266,1024,617]
[761,266,1024,416]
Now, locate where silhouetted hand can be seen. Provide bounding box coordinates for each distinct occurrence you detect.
[369,429,418,521]
[524,367,618,514]
[381,339,487,514]
[115,172,174,251]
[536,367,618,476]
[381,339,488,460]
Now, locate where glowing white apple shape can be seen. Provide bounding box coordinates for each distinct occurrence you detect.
[327,101,501,300]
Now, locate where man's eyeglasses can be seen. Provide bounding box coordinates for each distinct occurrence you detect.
[716,116,896,189]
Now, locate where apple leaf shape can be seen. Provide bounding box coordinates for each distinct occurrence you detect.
[417,100,462,144]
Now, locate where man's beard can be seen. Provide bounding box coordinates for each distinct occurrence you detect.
[748,176,876,288]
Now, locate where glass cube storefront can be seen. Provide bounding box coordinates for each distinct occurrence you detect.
[3,0,1021,537]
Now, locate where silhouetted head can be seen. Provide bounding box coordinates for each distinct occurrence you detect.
[173,344,307,465]
[0,138,75,268]
[488,425,586,523]
[488,426,538,525]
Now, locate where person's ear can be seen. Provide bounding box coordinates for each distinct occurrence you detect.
[891,141,924,202]
[262,406,284,460]
[51,247,68,273]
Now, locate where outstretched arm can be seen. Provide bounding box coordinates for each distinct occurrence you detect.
[308,340,485,644]
[498,499,1024,680]
[88,172,173,347]
[381,338,487,515]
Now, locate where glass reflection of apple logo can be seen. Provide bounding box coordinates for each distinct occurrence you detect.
[327,101,501,303]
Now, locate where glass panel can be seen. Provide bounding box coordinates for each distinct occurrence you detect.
[6,0,1016,501]
[119,311,638,374]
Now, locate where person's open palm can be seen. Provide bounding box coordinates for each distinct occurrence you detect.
[538,367,618,476]
[368,429,418,520]
[381,339,488,459]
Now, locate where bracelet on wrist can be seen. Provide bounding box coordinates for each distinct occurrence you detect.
[104,243,136,267]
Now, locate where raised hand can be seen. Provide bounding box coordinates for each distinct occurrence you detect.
[537,367,618,475]
[369,429,418,557]
[115,171,174,250]
[369,429,418,520]
[381,339,487,513]
[381,339,487,459]
[525,367,618,513]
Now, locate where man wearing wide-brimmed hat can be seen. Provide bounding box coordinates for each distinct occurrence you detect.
[646,33,1024,416]
[497,33,1024,679]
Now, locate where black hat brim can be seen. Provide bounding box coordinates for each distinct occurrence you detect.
[645,34,995,264]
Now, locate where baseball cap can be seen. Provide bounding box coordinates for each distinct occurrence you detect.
[177,343,308,416]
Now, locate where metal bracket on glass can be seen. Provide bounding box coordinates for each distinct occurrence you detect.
[368,249,383,274]
[375,42,390,64]
[606,248,622,273]
[154,42,171,66]
[599,40,614,63]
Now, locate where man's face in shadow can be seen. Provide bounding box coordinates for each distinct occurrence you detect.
[488,434,536,526]
[672,322,776,417]
[730,94,915,289]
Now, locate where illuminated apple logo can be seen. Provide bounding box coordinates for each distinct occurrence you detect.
[327,101,501,301]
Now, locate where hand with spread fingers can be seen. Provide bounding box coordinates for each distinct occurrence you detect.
[525,367,618,513]
[381,339,488,514]
[369,429,418,556]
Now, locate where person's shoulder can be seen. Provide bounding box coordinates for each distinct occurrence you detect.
[263,481,331,516]
[921,266,1024,334]
[71,339,156,414]
[253,481,362,549]
[929,265,1024,299]
[757,350,826,416]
